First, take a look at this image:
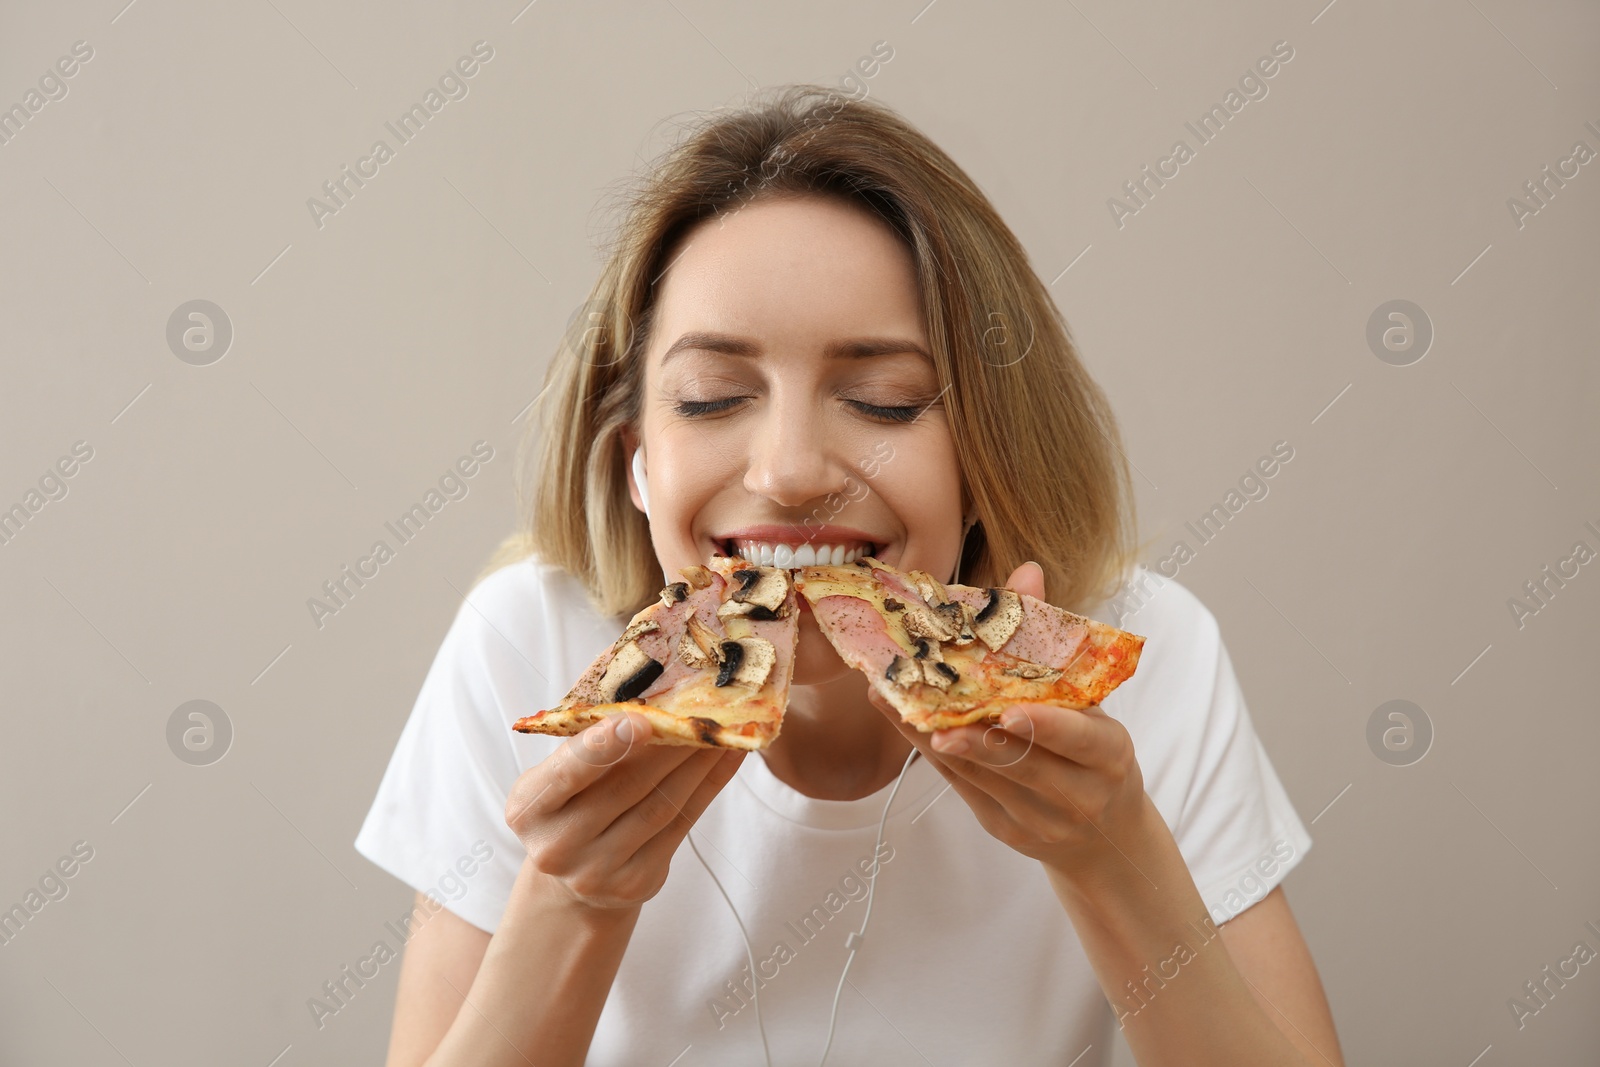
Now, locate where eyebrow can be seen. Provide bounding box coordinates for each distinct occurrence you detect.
[659,331,933,365]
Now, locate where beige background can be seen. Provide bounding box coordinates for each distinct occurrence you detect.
[2,1,1596,1064]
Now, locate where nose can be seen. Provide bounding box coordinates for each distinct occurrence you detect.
[742,394,844,508]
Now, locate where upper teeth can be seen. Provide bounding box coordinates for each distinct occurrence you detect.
[728,541,871,567]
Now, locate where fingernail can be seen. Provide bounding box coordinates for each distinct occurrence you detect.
[933,731,969,755]
[1000,709,1027,733]
[615,716,636,743]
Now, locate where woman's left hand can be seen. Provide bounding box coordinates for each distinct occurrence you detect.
[869,561,1154,875]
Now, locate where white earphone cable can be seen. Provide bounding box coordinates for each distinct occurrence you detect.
[814,745,920,1067]
[688,831,773,1067]
[687,745,921,1067]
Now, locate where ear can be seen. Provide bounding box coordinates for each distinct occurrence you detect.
[619,425,646,515]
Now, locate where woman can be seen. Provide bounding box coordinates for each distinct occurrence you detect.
[355,85,1343,1066]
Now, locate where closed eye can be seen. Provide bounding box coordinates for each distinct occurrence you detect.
[849,400,923,424]
[672,397,746,418]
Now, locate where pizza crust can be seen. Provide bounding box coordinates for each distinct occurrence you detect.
[512,702,778,750]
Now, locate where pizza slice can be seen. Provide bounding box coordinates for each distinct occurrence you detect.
[512,557,799,750]
[793,557,1145,732]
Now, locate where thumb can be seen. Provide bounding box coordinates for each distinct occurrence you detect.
[1004,560,1045,601]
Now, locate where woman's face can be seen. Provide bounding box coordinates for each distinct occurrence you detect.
[629,194,965,684]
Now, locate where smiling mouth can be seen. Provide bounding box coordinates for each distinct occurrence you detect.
[712,538,878,568]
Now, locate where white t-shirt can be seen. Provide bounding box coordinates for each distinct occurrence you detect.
[354,556,1311,1066]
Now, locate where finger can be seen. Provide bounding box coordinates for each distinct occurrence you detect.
[867,673,1083,813]
[990,703,1128,771]
[926,725,1055,805]
[884,708,1100,812]
[569,743,708,834]
[1004,560,1045,601]
[613,748,745,865]
[868,708,1020,821]
[906,733,1016,826]
[507,712,677,826]
[596,745,724,844]
[672,748,746,829]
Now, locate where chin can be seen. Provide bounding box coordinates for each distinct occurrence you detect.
[789,613,853,686]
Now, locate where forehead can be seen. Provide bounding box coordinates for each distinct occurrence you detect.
[647,195,926,356]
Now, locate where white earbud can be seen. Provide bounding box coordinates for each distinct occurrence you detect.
[952,512,979,585]
[631,447,651,518]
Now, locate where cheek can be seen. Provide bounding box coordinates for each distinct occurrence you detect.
[648,430,727,558]
[877,438,962,523]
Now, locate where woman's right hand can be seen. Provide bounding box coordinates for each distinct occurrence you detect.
[504,711,744,911]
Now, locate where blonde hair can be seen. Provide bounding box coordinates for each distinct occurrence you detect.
[481,84,1137,619]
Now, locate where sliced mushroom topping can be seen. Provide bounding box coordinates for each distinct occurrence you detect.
[681,565,716,590]
[922,660,959,691]
[902,606,958,643]
[884,653,957,692]
[1002,661,1061,681]
[972,587,1003,622]
[617,619,661,646]
[677,615,721,669]
[912,637,942,663]
[600,641,664,703]
[659,582,689,606]
[677,630,712,670]
[717,598,774,620]
[714,640,744,687]
[715,636,776,690]
[729,567,789,612]
[934,600,976,645]
[884,654,922,690]
[972,587,1023,652]
[907,569,949,606]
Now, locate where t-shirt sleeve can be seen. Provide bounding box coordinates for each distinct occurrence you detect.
[1107,572,1313,926]
[353,560,569,934]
